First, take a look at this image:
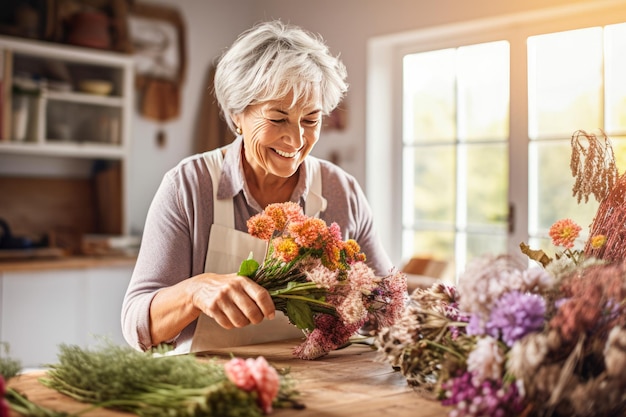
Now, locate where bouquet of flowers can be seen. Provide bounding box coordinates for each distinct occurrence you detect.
[374,130,626,417]
[2,342,300,417]
[240,201,407,360]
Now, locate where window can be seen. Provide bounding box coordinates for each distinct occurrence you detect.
[528,24,626,251]
[402,41,510,273]
[367,2,626,281]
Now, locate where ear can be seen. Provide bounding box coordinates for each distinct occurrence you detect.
[231,114,242,130]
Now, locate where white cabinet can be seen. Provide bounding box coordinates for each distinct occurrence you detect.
[0,266,133,369]
[0,35,134,236]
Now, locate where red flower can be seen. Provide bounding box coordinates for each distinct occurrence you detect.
[0,376,8,417]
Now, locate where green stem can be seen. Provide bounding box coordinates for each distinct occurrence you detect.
[271,293,334,308]
[422,339,466,361]
[269,282,323,295]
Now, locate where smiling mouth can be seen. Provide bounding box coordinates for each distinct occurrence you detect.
[273,148,299,158]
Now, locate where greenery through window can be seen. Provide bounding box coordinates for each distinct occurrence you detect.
[399,20,626,278]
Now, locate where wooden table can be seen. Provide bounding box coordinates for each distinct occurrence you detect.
[7,339,450,417]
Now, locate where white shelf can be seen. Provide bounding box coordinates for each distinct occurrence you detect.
[0,140,127,159]
[0,35,134,235]
[46,90,125,107]
[0,35,134,156]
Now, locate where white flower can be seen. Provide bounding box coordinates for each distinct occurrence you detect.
[506,333,549,380]
[467,336,504,383]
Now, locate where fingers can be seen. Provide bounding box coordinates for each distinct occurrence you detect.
[243,283,276,320]
[192,273,275,329]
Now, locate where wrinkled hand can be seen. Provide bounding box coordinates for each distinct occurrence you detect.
[192,273,276,329]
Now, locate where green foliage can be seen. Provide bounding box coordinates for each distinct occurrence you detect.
[1,342,299,417]
[286,300,315,331]
[0,342,21,380]
[238,252,259,277]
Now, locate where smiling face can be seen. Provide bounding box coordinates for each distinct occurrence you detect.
[233,88,323,182]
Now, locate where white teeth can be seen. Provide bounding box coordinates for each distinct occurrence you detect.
[275,149,298,158]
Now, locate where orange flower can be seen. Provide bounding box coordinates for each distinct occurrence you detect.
[549,218,581,249]
[322,245,342,270]
[590,234,607,249]
[264,201,305,230]
[247,213,275,241]
[264,204,289,231]
[344,239,366,263]
[288,218,328,249]
[273,237,300,262]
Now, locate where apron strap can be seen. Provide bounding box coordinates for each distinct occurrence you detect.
[304,157,327,217]
[202,150,233,229]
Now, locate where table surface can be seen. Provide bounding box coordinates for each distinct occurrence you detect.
[7,339,450,417]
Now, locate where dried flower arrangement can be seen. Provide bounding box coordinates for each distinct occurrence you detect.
[375,129,626,417]
[242,201,407,359]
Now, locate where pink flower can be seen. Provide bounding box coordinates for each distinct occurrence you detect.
[467,336,505,382]
[371,270,408,328]
[247,357,280,414]
[303,258,339,289]
[549,218,581,249]
[224,358,256,391]
[347,261,378,293]
[337,290,367,324]
[293,315,361,359]
[224,356,280,414]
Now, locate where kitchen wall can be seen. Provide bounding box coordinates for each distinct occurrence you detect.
[128,0,602,235]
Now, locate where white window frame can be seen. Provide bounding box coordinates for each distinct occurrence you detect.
[366,0,626,273]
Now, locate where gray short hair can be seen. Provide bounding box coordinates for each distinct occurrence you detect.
[213,20,348,133]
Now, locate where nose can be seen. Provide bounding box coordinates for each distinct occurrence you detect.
[284,122,304,149]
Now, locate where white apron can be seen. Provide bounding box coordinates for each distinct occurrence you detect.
[189,149,327,352]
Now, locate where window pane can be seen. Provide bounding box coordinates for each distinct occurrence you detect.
[403,49,455,142]
[605,23,626,133]
[466,232,508,259]
[528,27,603,139]
[529,141,599,234]
[403,145,455,227]
[457,41,510,141]
[463,143,509,227]
[611,137,626,174]
[402,229,454,262]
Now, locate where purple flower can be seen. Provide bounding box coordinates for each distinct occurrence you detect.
[486,291,546,347]
[441,371,526,417]
[466,313,487,336]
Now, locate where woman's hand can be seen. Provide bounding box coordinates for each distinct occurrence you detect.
[149,272,276,346]
[191,272,276,329]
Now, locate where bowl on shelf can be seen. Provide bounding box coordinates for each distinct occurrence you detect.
[79,79,113,96]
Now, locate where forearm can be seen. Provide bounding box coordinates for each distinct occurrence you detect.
[149,280,202,346]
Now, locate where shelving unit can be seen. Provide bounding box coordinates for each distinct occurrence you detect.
[0,35,134,253]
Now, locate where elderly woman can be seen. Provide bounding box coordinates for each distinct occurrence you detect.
[121,20,393,354]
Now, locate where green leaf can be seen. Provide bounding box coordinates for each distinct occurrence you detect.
[286,300,315,331]
[238,252,259,277]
